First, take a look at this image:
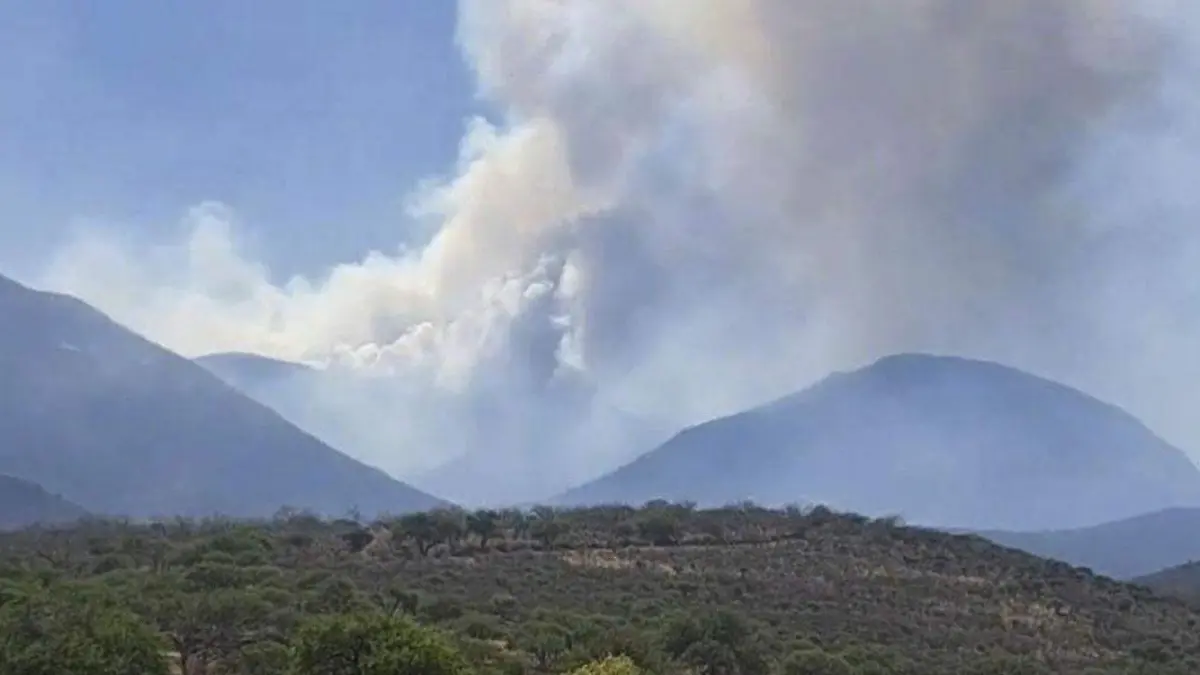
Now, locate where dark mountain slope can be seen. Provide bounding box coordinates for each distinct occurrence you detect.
[0,274,447,518]
[1133,560,1200,599]
[556,353,1200,531]
[979,508,1200,579]
[0,474,88,529]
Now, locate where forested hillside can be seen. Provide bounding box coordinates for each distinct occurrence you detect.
[2,503,1197,674]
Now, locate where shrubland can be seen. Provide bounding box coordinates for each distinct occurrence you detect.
[0,502,1196,674]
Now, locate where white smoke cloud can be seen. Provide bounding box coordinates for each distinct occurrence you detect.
[35,0,1200,498]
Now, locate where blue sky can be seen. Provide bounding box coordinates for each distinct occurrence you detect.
[0,0,474,279]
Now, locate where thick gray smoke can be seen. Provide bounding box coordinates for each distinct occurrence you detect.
[36,0,1200,503]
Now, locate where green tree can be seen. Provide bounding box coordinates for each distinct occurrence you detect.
[396,513,440,556]
[500,508,531,540]
[374,583,422,617]
[567,655,642,675]
[0,581,169,675]
[636,511,682,546]
[467,509,501,550]
[529,507,568,549]
[966,654,1053,675]
[432,508,468,550]
[306,576,372,615]
[339,527,376,554]
[781,649,855,675]
[661,610,768,675]
[119,569,286,675]
[290,611,470,675]
[523,621,570,670]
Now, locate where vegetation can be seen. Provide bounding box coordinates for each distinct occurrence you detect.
[1132,560,1200,601]
[0,580,169,675]
[1,502,1197,674]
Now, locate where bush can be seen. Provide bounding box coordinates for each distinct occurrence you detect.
[0,581,169,675]
[289,611,471,675]
[782,649,855,675]
[566,655,642,675]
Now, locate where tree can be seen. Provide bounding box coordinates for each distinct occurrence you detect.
[500,508,531,540]
[523,621,570,670]
[339,528,376,554]
[290,612,470,675]
[466,509,501,550]
[396,513,440,556]
[432,508,468,551]
[661,610,768,675]
[0,581,170,675]
[306,576,371,615]
[965,654,1054,675]
[531,518,567,548]
[374,583,421,617]
[120,569,285,675]
[781,649,855,675]
[568,655,642,675]
[636,511,682,546]
[529,507,567,549]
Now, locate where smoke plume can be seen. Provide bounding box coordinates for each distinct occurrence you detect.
[37,0,1200,502]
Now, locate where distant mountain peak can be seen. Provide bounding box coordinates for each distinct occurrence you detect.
[196,351,313,369]
[195,351,318,387]
[556,352,1200,531]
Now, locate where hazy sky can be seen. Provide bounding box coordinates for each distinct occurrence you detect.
[0,0,472,279]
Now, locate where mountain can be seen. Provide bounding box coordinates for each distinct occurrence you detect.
[197,351,671,507]
[555,353,1200,531]
[195,352,317,387]
[979,508,1200,580]
[0,274,447,519]
[1133,560,1200,599]
[0,474,88,530]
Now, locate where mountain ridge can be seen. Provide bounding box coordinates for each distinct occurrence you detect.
[0,274,448,519]
[0,474,88,530]
[555,353,1200,531]
[1133,559,1200,599]
[978,507,1200,579]
[195,351,318,386]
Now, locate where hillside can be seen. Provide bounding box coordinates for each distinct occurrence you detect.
[1134,561,1200,600]
[979,508,1200,580]
[0,274,446,519]
[1,504,1197,673]
[198,351,670,506]
[0,474,87,529]
[556,354,1200,531]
